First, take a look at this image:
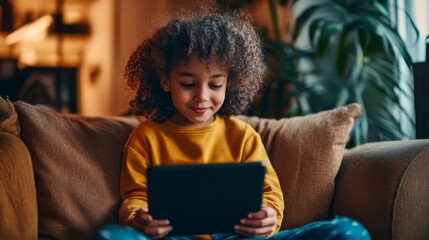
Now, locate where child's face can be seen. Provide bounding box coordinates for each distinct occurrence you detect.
[161,55,227,127]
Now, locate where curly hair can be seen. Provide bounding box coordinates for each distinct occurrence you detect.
[125,9,265,122]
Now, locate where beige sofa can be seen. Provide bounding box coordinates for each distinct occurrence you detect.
[0,97,428,240]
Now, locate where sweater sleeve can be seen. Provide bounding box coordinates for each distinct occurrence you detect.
[242,129,284,234]
[118,133,150,226]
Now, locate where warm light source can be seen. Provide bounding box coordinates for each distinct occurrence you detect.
[5,15,54,45]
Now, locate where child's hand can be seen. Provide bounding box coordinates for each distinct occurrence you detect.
[130,208,172,239]
[234,206,277,237]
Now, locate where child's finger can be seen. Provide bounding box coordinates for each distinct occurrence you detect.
[146,219,170,227]
[131,217,172,238]
[240,215,276,228]
[134,210,153,224]
[247,206,275,219]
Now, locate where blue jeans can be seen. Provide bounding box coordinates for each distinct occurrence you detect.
[95,216,370,239]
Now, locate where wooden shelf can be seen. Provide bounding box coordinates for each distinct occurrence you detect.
[0,32,88,67]
[1,0,93,67]
[9,0,94,32]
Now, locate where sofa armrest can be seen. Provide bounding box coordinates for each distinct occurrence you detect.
[332,140,429,240]
[0,132,38,240]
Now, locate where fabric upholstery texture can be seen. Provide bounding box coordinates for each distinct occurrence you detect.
[333,140,429,240]
[15,101,140,240]
[0,132,37,240]
[237,103,362,229]
[0,96,20,137]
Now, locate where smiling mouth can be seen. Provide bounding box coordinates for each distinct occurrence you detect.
[190,107,210,114]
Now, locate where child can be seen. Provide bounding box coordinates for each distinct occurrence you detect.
[96,9,371,240]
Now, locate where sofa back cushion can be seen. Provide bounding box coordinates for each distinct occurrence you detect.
[15,101,140,240]
[14,101,360,239]
[237,103,361,229]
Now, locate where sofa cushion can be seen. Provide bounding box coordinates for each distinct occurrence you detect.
[0,96,20,137]
[237,103,361,229]
[0,132,37,240]
[14,101,140,240]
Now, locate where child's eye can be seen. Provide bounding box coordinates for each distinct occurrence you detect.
[210,84,223,89]
[180,83,194,88]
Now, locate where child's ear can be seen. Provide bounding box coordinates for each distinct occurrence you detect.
[160,76,170,92]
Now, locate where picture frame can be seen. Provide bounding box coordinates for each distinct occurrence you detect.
[17,67,78,113]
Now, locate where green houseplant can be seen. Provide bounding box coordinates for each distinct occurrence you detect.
[289,0,418,146]
[221,0,418,147]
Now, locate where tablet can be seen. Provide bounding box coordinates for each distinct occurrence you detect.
[147,162,266,236]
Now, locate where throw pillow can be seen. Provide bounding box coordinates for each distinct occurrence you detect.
[15,101,140,240]
[237,103,362,230]
[0,96,20,137]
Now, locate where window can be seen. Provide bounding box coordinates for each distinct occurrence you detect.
[391,0,429,63]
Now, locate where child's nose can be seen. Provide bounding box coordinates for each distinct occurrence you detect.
[193,86,209,102]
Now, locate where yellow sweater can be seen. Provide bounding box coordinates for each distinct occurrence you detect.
[119,115,284,235]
